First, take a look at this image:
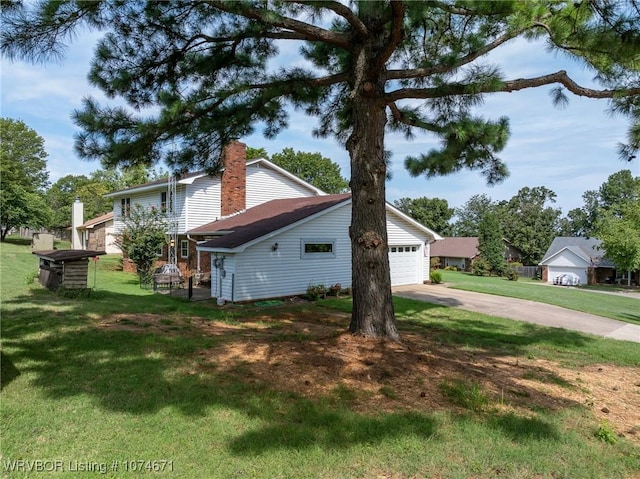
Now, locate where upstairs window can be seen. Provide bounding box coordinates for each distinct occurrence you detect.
[120,198,131,218]
[160,192,167,212]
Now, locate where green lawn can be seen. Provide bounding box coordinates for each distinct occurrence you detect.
[2,237,639,478]
[438,270,640,325]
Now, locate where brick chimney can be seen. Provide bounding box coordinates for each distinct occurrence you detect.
[220,140,247,216]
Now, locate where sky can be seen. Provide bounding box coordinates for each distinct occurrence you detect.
[2,27,638,216]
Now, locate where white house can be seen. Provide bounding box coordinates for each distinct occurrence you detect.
[104,141,324,274]
[191,194,442,303]
[539,237,616,285]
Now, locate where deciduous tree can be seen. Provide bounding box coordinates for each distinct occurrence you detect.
[270,148,348,194]
[497,186,562,265]
[114,204,169,285]
[595,200,640,285]
[0,117,51,240]
[4,1,639,339]
[451,194,496,237]
[393,197,453,235]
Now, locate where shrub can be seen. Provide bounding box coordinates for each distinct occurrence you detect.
[430,270,443,284]
[328,283,342,297]
[306,283,327,301]
[505,266,519,281]
[430,257,440,269]
[472,257,491,276]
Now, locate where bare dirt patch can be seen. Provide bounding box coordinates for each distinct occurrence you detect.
[98,308,640,443]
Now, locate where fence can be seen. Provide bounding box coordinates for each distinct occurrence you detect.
[514,266,540,278]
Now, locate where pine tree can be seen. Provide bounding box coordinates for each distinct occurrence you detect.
[477,211,505,276]
[3,1,639,339]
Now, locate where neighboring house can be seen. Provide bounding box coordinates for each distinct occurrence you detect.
[430,237,522,271]
[69,197,121,254]
[104,141,325,276]
[76,212,120,254]
[539,237,626,285]
[189,194,443,303]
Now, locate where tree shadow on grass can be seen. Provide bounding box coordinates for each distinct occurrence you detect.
[1,351,21,390]
[1,290,600,455]
[1,290,441,453]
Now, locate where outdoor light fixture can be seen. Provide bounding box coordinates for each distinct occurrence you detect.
[272,242,279,251]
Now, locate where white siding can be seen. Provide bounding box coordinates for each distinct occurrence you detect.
[184,177,221,231]
[211,254,236,301]
[545,250,590,284]
[386,210,429,284]
[545,250,589,268]
[228,204,352,302]
[104,224,121,254]
[112,191,166,233]
[423,241,431,280]
[246,166,319,207]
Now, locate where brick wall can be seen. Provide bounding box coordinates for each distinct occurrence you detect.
[221,140,247,216]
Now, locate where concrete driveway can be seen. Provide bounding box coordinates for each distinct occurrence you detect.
[393,284,640,343]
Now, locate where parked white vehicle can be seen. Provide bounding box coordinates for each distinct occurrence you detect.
[553,273,581,286]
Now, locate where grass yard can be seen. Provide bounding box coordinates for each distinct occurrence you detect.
[1,237,639,478]
[438,270,640,325]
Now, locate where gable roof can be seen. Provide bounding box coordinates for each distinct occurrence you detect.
[539,237,614,267]
[430,237,480,259]
[78,212,114,229]
[103,158,324,198]
[193,194,351,251]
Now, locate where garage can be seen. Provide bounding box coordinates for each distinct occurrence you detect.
[547,266,588,285]
[389,245,421,286]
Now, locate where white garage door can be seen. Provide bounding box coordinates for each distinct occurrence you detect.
[389,245,420,286]
[548,266,588,285]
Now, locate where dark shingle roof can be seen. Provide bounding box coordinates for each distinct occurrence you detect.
[192,194,351,250]
[33,250,107,262]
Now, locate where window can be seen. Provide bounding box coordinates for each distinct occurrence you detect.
[160,192,167,212]
[120,198,131,218]
[301,239,336,258]
[180,240,189,259]
[156,244,164,257]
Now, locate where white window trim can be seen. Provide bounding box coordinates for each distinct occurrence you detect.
[301,239,336,259]
[180,239,189,259]
[120,197,131,218]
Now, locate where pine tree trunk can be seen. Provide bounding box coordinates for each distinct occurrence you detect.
[347,79,399,342]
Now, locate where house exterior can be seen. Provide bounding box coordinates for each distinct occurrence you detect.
[430,237,522,271]
[190,194,443,303]
[539,237,620,285]
[76,212,120,254]
[104,141,325,276]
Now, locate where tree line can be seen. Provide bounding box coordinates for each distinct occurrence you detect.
[393,170,640,269]
[0,117,348,240]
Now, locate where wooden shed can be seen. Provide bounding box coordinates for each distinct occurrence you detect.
[33,250,106,290]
